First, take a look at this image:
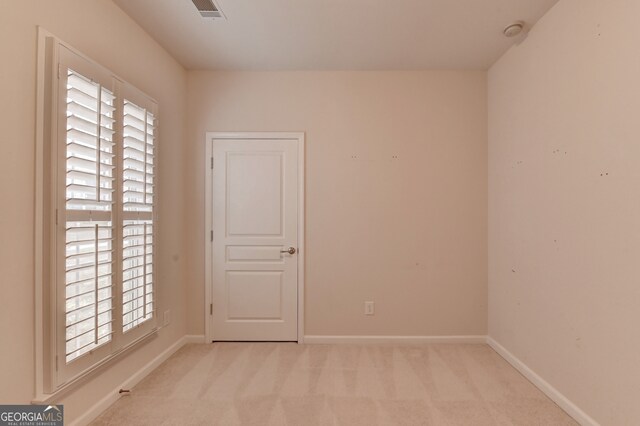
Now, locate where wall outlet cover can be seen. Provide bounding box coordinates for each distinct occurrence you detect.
[364,301,375,315]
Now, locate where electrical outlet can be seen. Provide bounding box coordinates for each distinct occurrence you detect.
[163,310,171,326]
[364,301,375,316]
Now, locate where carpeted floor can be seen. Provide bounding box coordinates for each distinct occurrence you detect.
[91,343,576,425]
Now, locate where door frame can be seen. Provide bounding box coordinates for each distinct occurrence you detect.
[204,132,305,344]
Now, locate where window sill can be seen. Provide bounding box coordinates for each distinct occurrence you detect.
[32,328,158,405]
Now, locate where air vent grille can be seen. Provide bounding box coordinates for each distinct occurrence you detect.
[192,0,224,19]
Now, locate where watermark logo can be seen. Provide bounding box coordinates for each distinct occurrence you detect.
[0,405,64,426]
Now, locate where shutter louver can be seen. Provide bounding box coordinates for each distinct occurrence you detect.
[64,70,115,363]
[122,100,155,332]
[122,220,153,331]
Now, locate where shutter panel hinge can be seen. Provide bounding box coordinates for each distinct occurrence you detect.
[211,157,214,169]
[210,230,213,242]
[55,355,59,371]
[57,64,61,79]
[55,209,58,225]
[210,303,213,315]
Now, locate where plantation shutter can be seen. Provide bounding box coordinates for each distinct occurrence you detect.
[122,99,155,333]
[53,46,158,387]
[62,68,116,364]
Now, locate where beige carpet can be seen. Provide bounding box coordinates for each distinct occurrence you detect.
[92,343,576,425]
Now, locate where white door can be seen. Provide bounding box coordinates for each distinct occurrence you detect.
[212,137,300,341]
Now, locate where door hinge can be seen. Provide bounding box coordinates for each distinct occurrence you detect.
[210,157,214,169]
[55,209,58,225]
[210,230,213,242]
[210,303,213,315]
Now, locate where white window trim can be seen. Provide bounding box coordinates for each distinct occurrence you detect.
[34,28,160,402]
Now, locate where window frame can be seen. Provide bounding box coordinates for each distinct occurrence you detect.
[55,47,117,382]
[35,30,159,398]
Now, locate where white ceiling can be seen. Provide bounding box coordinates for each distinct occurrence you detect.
[114,0,559,70]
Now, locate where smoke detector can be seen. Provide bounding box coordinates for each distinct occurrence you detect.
[191,0,225,19]
[503,21,526,37]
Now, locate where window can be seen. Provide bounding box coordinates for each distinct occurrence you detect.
[63,69,116,363]
[121,100,155,333]
[44,44,158,389]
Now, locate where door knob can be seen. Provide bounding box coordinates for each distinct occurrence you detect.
[281,247,296,255]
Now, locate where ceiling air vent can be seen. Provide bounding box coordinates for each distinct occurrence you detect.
[192,0,225,19]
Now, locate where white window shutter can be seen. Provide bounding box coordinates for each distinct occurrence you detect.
[63,70,116,363]
[122,99,155,333]
[52,46,159,387]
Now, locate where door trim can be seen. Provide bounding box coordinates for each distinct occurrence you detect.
[204,132,305,344]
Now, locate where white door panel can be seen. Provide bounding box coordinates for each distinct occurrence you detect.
[212,139,298,341]
[227,152,283,236]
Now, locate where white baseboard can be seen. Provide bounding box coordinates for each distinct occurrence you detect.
[487,337,599,426]
[70,335,191,426]
[184,334,207,344]
[304,335,487,344]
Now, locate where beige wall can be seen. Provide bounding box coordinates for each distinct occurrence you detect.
[488,0,640,424]
[186,71,488,337]
[0,0,187,422]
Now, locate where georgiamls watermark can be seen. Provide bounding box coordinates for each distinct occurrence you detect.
[0,405,63,426]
